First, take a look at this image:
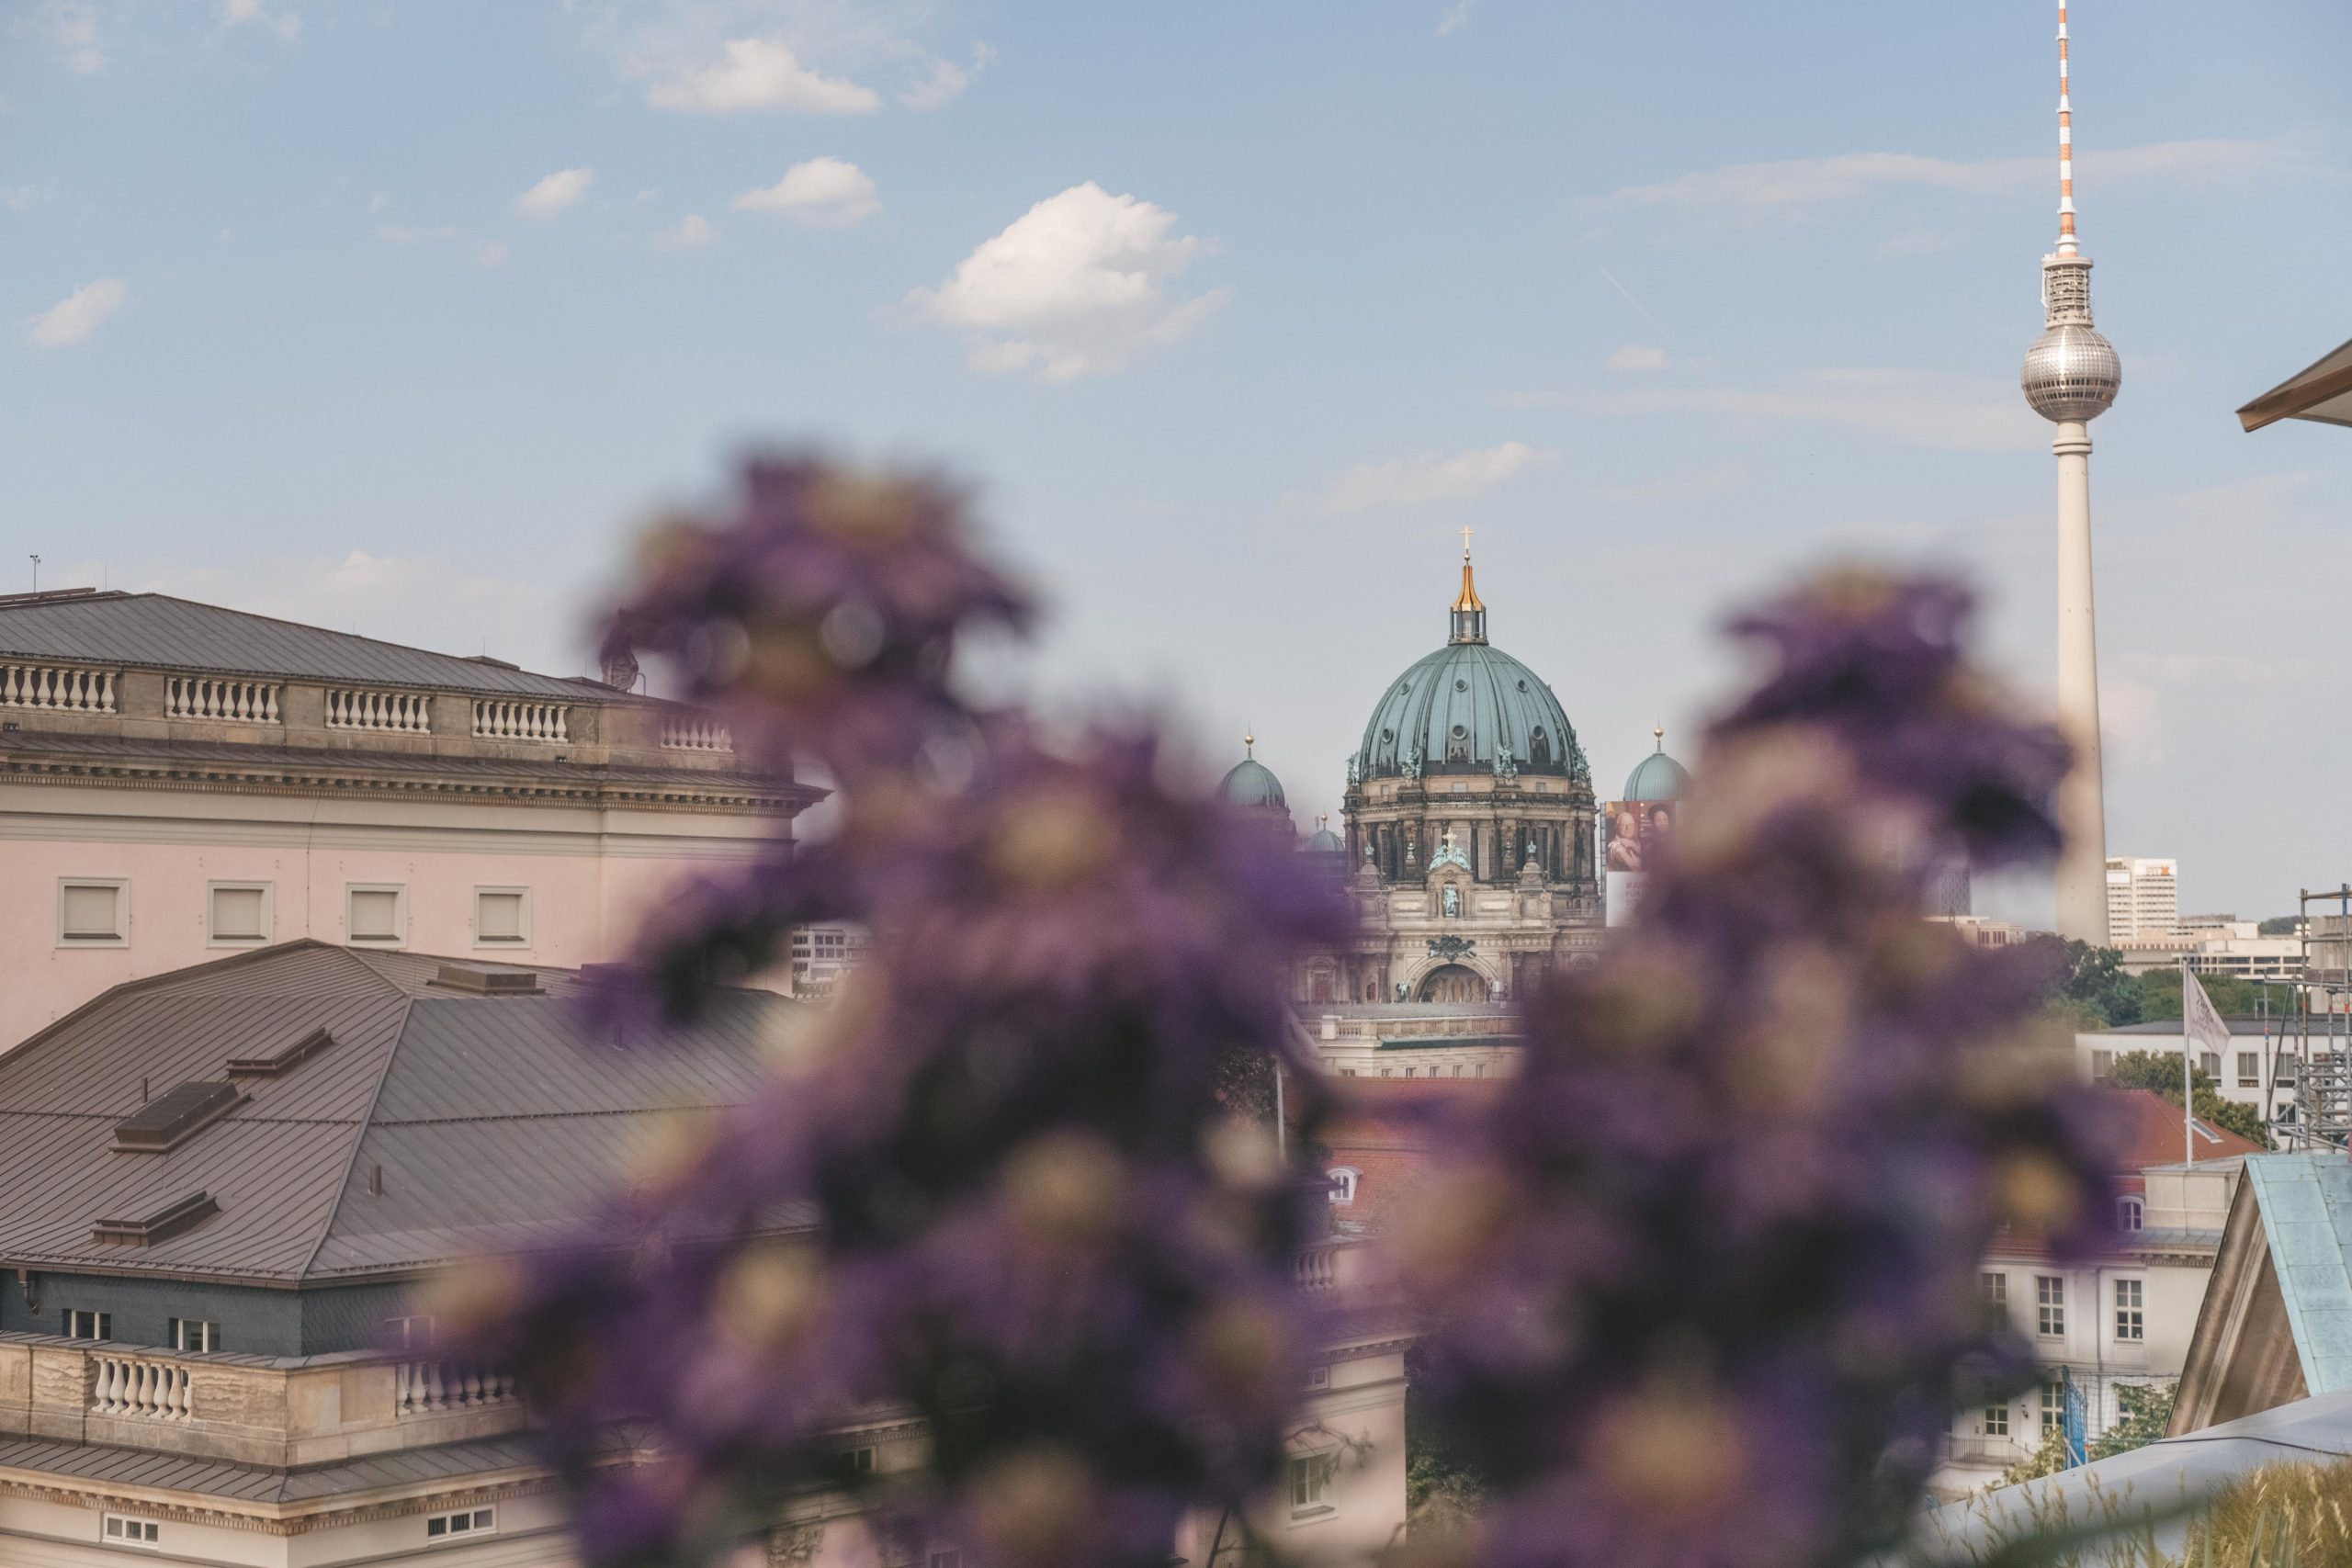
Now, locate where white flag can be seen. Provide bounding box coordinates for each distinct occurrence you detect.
[2183,970,2233,1066]
[2181,970,2233,1164]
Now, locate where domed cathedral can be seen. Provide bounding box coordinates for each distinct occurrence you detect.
[1329,540,1603,1004]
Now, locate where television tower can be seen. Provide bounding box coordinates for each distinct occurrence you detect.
[2020,0,2121,944]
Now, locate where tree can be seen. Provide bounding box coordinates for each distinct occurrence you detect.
[2259,916,2300,938]
[2028,936,2143,1028]
[2133,967,2300,1025]
[1998,1427,2074,1486]
[2086,1382,2174,1461]
[2105,1049,2273,1150]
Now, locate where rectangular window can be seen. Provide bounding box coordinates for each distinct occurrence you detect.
[424,1507,496,1540]
[59,879,128,946]
[170,1318,220,1353]
[2041,1379,2065,1435]
[347,886,405,945]
[63,1309,111,1340]
[1287,1451,1337,1517]
[474,887,530,945]
[383,1314,436,1352]
[2199,1052,2221,1078]
[2090,1049,2113,1082]
[1980,1272,2007,1307]
[2116,1278,2144,1342]
[102,1515,161,1550]
[207,882,271,946]
[2036,1276,2064,1337]
[851,1447,875,1472]
[2238,1052,2260,1089]
[1983,1404,2008,1438]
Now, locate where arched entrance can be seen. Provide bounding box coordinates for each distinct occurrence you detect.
[1417,964,1487,1003]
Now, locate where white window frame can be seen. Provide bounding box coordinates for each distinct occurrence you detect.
[170,1318,220,1353]
[345,884,408,948]
[471,886,532,947]
[2116,1278,2145,1342]
[206,881,274,948]
[2117,1196,2145,1233]
[1287,1449,1339,1521]
[57,877,129,949]
[1982,1403,2009,1438]
[63,1309,112,1340]
[2238,1051,2261,1089]
[1327,1168,1360,1206]
[102,1514,161,1550]
[424,1506,496,1543]
[2036,1276,2065,1337]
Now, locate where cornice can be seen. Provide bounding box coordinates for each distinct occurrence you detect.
[0,752,803,816]
[0,1468,564,1538]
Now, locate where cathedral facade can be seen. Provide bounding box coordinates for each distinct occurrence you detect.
[1225,547,1614,1006]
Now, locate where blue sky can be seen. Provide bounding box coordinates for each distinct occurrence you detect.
[6,0,2351,921]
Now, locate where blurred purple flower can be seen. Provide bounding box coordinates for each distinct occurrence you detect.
[450,461,1350,1568]
[1395,570,2121,1568]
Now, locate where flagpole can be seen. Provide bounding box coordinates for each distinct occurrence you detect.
[2183,958,2193,1167]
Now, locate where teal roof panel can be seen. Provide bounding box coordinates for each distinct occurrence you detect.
[2245,1155,2352,1396]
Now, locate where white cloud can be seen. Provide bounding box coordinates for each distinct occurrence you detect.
[475,239,510,267]
[1607,344,1668,371]
[899,41,992,109]
[654,213,716,249]
[1544,367,2045,452]
[1311,441,1557,516]
[220,0,300,42]
[29,1,106,72]
[909,182,1228,380]
[1605,137,2326,217]
[25,277,125,347]
[1,183,54,213]
[514,167,594,220]
[730,157,879,227]
[368,190,390,213]
[1435,0,1477,36]
[647,37,879,114]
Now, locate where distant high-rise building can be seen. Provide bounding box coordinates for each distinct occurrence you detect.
[2106,857,2180,941]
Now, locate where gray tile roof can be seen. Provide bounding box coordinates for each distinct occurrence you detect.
[0,943,804,1283]
[0,1429,561,1504]
[0,591,608,699]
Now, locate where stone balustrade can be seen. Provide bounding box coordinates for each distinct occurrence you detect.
[0,1333,530,1467]
[325,686,433,734]
[1,662,116,714]
[395,1359,518,1416]
[472,699,570,743]
[166,676,280,724]
[91,1353,191,1420]
[662,715,733,753]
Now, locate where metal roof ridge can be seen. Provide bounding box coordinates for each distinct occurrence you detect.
[12,591,612,699]
[0,940,347,1070]
[288,995,416,1284]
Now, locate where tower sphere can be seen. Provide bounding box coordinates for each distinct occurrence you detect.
[2022,321,2121,423]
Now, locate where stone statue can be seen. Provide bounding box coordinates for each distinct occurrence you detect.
[1442,885,1460,917]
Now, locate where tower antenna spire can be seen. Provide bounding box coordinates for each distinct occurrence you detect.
[2056,1,2077,254]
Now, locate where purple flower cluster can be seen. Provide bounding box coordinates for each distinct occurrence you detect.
[1396,570,2120,1568]
[451,461,1350,1568]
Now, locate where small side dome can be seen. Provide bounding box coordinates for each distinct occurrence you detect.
[1218,733,1287,809]
[1623,725,1690,802]
[1304,810,1343,854]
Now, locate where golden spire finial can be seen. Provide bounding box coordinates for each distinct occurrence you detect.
[1654,723,1665,750]
[1451,528,1484,615]
[1243,729,1254,758]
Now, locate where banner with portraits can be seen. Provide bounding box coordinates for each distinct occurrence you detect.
[1604,797,1676,927]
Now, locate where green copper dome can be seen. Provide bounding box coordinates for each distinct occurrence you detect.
[1354,555,1584,785]
[1305,826,1343,852]
[1623,728,1689,802]
[1218,749,1286,809]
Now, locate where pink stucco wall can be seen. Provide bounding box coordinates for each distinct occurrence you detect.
[1,832,767,1051]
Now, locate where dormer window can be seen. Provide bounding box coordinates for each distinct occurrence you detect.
[1328,1168,1360,1205]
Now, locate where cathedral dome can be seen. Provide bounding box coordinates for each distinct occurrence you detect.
[1354,550,1583,784]
[1623,727,1689,802]
[1218,737,1286,809]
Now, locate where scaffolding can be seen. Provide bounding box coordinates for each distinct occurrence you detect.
[2291,886,2352,1151]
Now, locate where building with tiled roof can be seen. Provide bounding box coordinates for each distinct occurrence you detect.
[0,943,1409,1565]
[0,587,819,1049]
